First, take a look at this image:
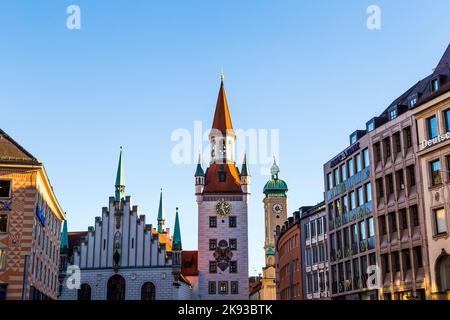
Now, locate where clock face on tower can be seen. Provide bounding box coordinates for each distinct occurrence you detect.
[272,203,283,214]
[215,199,232,217]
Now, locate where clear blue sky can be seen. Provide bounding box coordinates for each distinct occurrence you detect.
[1,1,449,276]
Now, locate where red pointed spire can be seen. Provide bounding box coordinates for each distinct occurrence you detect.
[211,76,234,134]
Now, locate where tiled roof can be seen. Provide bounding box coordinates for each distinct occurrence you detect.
[67,231,88,258]
[211,81,234,134]
[203,163,242,194]
[0,129,38,164]
[379,43,450,117]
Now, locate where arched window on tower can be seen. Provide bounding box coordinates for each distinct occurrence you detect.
[141,282,156,300]
[77,283,91,301]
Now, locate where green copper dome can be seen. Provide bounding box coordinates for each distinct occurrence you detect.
[263,157,288,196]
[263,179,288,194]
[265,246,275,256]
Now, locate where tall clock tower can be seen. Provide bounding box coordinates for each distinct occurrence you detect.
[194,75,250,300]
[261,158,288,300]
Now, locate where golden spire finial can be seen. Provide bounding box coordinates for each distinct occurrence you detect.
[220,68,224,82]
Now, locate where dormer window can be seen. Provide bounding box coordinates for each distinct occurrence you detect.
[431,78,440,92]
[350,133,357,145]
[367,120,375,132]
[408,94,418,108]
[218,166,226,182]
[389,108,397,120]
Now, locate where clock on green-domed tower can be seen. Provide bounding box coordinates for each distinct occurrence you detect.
[262,157,288,267]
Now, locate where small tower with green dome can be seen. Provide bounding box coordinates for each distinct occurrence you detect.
[260,157,289,300]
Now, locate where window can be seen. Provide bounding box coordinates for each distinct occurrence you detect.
[342,195,348,213]
[334,168,340,185]
[404,127,412,148]
[208,281,216,294]
[312,246,318,264]
[0,181,11,198]
[140,282,155,301]
[357,187,364,207]
[389,212,397,233]
[414,247,423,268]
[410,205,419,227]
[340,164,347,181]
[434,208,447,235]
[390,109,398,120]
[403,249,411,270]
[219,281,228,294]
[229,216,237,228]
[350,133,357,145]
[355,154,362,173]
[229,239,237,250]
[386,174,394,195]
[407,165,416,187]
[0,215,7,233]
[374,143,381,164]
[383,138,391,160]
[396,169,405,191]
[392,251,400,272]
[382,254,390,274]
[209,216,217,228]
[317,218,323,235]
[229,261,237,273]
[408,94,418,108]
[447,156,450,181]
[0,249,6,270]
[400,209,408,230]
[348,158,355,177]
[363,148,370,168]
[209,239,217,250]
[307,274,313,294]
[231,281,239,294]
[393,132,401,155]
[305,248,312,266]
[350,191,356,210]
[209,261,217,273]
[352,224,358,244]
[365,183,372,203]
[427,115,438,139]
[359,220,366,240]
[367,120,375,132]
[77,283,92,301]
[218,167,226,182]
[376,178,384,200]
[430,159,442,186]
[445,109,450,132]
[304,223,310,239]
[319,244,325,262]
[311,220,316,237]
[368,217,375,237]
[431,78,440,92]
[327,173,333,190]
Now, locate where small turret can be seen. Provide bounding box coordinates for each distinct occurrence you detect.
[195,154,205,200]
[172,207,182,283]
[240,152,251,196]
[115,147,125,202]
[157,189,165,233]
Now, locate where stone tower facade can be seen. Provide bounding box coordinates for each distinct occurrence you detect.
[194,76,249,300]
[260,158,288,300]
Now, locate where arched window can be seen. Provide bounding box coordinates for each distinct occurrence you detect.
[107,274,126,300]
[141,282,156,300]
[77,283,91,301]
[437,255,450,292]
